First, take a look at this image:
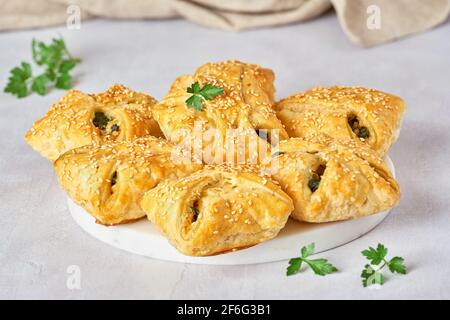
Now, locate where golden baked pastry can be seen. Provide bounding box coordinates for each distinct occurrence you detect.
[262,133,400,222]
[25,84,162,161]
[54,136,202,226]
[152,60,289,165]
[141,165,294,256]
[274,86,406,155]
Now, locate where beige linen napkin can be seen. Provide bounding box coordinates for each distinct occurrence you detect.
[1,0,449,47]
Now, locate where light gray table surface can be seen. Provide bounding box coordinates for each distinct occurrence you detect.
[1,14,449,300]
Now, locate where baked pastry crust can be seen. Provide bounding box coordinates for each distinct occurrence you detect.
[274,86,406,156]
[25,84,162,160]
[54,136,202,226]
[262,133,400,222]
[152,60,289,164]
[141,165,294,256]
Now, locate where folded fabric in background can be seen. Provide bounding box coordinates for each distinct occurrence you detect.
[0,0,449,47]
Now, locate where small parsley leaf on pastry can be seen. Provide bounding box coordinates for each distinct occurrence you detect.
[186,81,224,111]
[110,124,120,132]
[31,73,51,96]
[4,37,80,98]
[287,243,338,276]
[361,264,384,287]
[361,243,406,287]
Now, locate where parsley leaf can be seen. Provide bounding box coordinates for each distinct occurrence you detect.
[31,73,51,96]
[388,256,406,274]
[361,264,385,287]
[286,258,302,276]
[4,62,32,98]
[185,81,224,111]
[199,83,224,100]
[4,37,80,98]
[361,243,406,287]
[59,59,78,73]
[361,243,387,265]
[305,258,338,276]
[286,243,338,277]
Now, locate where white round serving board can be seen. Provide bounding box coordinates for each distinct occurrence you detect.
[68,157,395,265]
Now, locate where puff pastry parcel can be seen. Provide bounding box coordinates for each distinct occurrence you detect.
[54,136,202,225]
[152,60,289,164]
[274,86,406,155]
[25,84,162,160]
[262,133,400,223]
[141,165,294,256]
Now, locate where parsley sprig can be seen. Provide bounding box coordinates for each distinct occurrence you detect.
[185,81,224,111]
[287,243,338,276]
[4,37,80,98]
[361,243,406,287]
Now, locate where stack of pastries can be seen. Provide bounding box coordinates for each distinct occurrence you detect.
[25,60,406,256]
